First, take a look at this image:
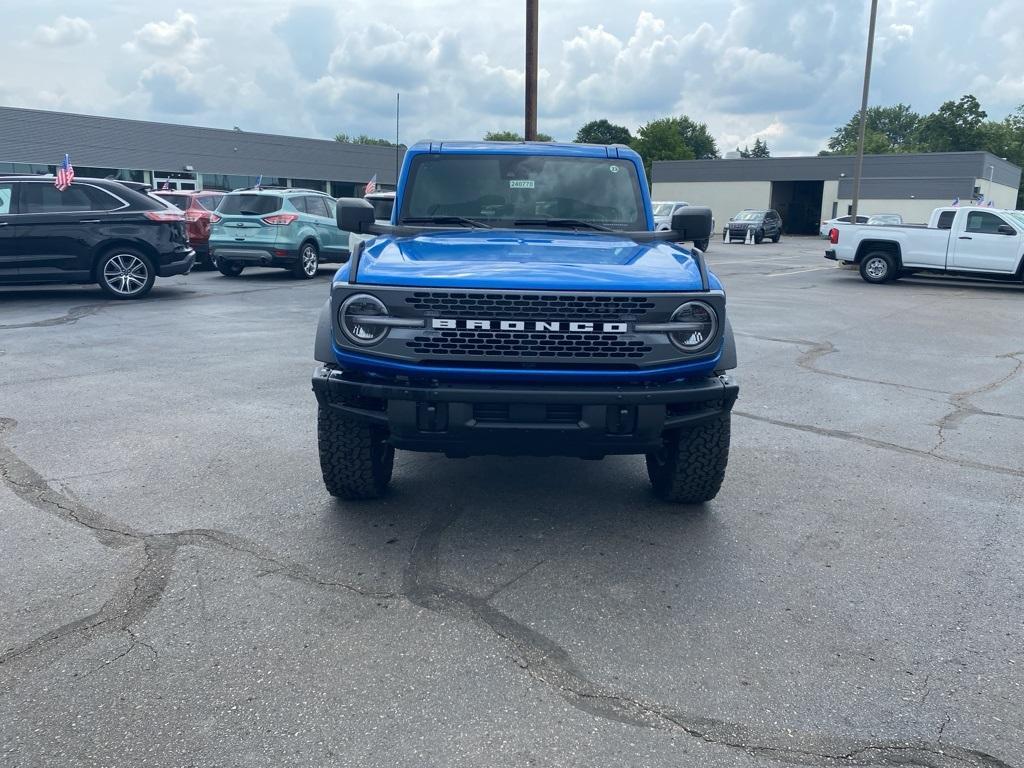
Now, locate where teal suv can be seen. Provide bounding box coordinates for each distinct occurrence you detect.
[209,188,349,278]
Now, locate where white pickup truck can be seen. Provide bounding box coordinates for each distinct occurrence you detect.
[825,206,1024,284]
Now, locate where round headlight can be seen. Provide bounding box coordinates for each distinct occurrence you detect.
[668,301,718,352]
[339,293,389,346]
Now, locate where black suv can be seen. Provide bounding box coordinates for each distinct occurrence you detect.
[724,209,782,244]
[0,176,194,299]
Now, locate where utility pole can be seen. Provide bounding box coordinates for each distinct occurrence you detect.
[525,0,538,140]
[395,93,400,190]
[849,0,878,221]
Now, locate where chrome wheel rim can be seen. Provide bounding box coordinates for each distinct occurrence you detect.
[865,257,887,280]
[103,254,148,295]
[302,246,318,275]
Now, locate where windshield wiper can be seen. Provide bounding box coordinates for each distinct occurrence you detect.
[402,215,492,229]
[512,218,614,232]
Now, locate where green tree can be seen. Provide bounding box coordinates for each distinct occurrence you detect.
[334,133,402,147]
[915,94,987,152]
[629,118,694,178]
[827,104,921,153]
[574,119,632,145]
[737,145,751,158]
[483,130,553,142]
[750,138,770,158]
[675,116,719,159]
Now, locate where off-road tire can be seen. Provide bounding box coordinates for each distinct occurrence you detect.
[694,238,710,252]
[218,261,244,277]
[754,229,764,244]
[646,413,731,504]
[858,251,897,284]
[771,232,781,243]
[317,406,394,499]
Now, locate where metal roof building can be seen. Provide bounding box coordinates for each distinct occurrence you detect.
[651,151,1021,234]
[0,106,403,195]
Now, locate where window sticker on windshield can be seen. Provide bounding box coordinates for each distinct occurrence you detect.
[509,180,535,189]
[609,165,619,173]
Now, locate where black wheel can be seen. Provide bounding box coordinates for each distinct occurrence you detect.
[858,251,897,284]
[217,261,244,277]
[317,406,394,500]
[754,229,764,244]
[694,238,710,252]
[646,413,731,504]
[96,248,155,299]
[771,232,781,243]
[293,242,319,279]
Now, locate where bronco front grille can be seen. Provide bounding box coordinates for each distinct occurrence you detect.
[408,330,652,359]
[404,292,656,320]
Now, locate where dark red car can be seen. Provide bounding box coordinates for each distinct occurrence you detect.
[151,190,225,268]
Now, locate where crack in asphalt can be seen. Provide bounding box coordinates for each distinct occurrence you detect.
[0,417,1016,766]
[0,280,322,333]
[0,304,106,331]
[928,352,1024,456]
[0,417,394,670]
[735,334,1024,476]
[401,505,1014,768]
[734,411,1024,479]
[735,332,950,396]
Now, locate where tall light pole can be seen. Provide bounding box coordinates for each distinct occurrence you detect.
[525,0,538,140]
[849,0,878,221]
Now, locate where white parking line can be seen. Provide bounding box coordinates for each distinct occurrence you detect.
[764,265,837,278]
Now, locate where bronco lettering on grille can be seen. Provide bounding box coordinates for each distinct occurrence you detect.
[431,319,629,333]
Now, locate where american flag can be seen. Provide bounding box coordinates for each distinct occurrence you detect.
[364,174,377,195]
[55,154,74,191]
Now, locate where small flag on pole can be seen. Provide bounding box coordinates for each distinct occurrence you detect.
[951,195,959,206]
[255,174,263,190]
[364,174,377,195]
[55,153,75,191]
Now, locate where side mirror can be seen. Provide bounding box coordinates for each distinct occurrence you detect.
[670,206,713,241]
[336,197,375,233]
[997,223,1016,236]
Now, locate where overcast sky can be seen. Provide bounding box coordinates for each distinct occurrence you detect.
[4,0,1022,155]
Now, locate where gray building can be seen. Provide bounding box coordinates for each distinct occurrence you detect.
[651,151,1021,234]
[0,106,403,195]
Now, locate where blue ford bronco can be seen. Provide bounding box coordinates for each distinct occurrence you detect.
[312,141,738,503]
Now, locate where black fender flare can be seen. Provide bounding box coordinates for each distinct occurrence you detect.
[314,297,334,363]
[716,317,737,372]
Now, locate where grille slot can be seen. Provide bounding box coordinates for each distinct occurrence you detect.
[408,330,652,359]
[472,403,582,424]
[404,292,656,319]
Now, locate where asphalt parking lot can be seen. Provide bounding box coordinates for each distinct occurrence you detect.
[1,236,1021,768]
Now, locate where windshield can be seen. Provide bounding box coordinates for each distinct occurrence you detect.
[217,194,282,215]
[400,153,646,230]
[368,197,394,220]
[733,211,763,221]
[1006,211,1024,228]
[651,202,677,217]
[196,194,225,211]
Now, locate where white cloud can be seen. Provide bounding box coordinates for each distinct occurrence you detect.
[34,16,95,46]
[5,1,1023,156]
[125,10,205,57]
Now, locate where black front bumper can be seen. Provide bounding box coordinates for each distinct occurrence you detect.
[312,366,738,458]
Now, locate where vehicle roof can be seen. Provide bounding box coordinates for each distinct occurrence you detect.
[364,191,396,200]
[0,174,137,185]
[409,139,641,162]
[152,189,224,196]
[222,187,331,196]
